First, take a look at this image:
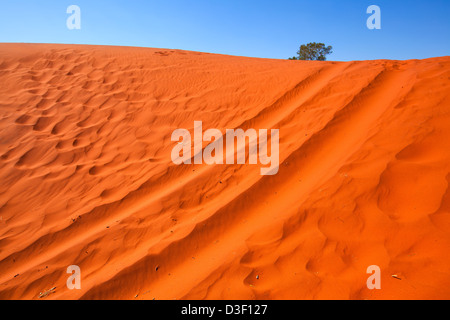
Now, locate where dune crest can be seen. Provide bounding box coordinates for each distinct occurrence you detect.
[0,44,449,300]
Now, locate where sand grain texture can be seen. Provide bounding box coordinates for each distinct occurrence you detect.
[0,44,449,300]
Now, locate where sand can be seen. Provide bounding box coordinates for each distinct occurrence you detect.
[0,43,449,300]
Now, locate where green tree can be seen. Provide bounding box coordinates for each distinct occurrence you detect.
[293,42,333,61]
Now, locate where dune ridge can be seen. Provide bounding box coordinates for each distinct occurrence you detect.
[0,44,449,300]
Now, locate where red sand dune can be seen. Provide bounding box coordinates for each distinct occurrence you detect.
[0,43,449,300]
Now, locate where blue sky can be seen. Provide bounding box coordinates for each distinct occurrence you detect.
[0,0,449,61]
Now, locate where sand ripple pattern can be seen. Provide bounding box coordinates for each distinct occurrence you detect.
[0,44,449,299]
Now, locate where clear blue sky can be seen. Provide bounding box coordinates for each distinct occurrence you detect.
[0,0,449,61]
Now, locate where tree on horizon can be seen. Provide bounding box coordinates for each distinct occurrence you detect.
[290,42,333,61]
